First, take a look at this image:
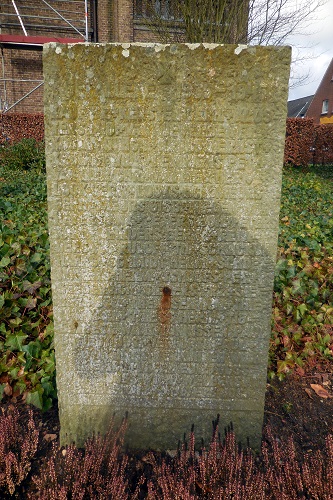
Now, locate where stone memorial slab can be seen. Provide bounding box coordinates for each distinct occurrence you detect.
[43,42,291,449]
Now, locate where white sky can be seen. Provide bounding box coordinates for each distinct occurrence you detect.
[287,0,333,100]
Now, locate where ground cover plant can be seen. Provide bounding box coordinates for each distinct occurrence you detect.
[1,142,332,409]
[270,165,333,379]
[1,141,333,497]
[0,143,54,412]
[0,139,45,172]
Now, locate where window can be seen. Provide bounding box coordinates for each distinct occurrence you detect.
[322,99,329,114]
[134,0,181,20]
[135,0,143,16]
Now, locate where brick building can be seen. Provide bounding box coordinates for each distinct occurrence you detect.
[306,58,333,124]
[0,1,248,114]
[288,58,333,124]
[1,1,101,113]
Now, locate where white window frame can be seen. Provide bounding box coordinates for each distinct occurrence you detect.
[322,99,329,114]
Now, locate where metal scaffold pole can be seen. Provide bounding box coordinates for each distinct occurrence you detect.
[85,0,89,41]
[0,1,88,113]
[40,0,86,39]
[11,0,28,36]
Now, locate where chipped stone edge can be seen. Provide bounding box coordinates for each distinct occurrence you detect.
[234,44,248,55]
[44,42,229,55]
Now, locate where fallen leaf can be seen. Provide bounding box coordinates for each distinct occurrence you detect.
[44,434,57,442]
[304,388,313,399]
[196,481,213,494]
[310,384,331,398]
[301,336,312,343]
[22,280,42,294]
[25,296,37,310]
[295,366,305,376]
[3,383,12,396]
[282,335,290,347]
[12,387,20,398]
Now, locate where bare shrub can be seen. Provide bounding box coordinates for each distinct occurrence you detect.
[262,425,305,499]
[147,418,265,499]
[2,404,333,498]
[0,406,39,496]
[30,416,130,499]
[302,434,333,500]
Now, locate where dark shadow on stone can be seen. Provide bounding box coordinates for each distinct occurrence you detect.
[73,189,274,449]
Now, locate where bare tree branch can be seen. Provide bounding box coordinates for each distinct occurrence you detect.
[136,0,328,88]
[248,0,327,46]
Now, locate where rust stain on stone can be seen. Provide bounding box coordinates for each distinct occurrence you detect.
[158,286,172,344]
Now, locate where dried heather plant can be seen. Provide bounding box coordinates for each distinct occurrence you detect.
[0,406,39,496]
[301,434,333,500]
[147,458,197,499]
[146,426,197,499]
[196,422,265,499]
[30,415,129,499]
[147,425,333,499]
[261,425,305,499]
[147,418,266,499]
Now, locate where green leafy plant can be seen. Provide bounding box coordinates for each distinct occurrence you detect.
[0,138,45,171]
[269,165,333,379]
[1,149,332,408]
[0,164,55,410]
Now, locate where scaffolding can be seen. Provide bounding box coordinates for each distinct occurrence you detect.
[1,1,89,39]
[0,1,92,113]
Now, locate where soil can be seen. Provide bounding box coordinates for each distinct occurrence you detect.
[2,367,333,496]
[264,368,333,458]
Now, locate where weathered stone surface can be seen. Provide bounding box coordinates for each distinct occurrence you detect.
[43,42,291,449]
